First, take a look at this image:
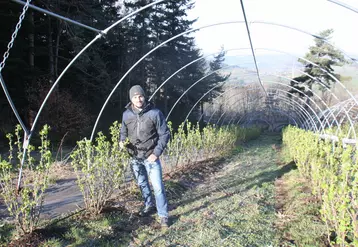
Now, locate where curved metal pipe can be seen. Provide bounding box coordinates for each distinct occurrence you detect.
[216,82,330,131]
[91,21,247,141]
[327,0,358,14]
[91,20,358,140]
[166,65,235,120]
[251,21,357,62]
[15,0,166,190]
[220,90,319,132]
[236,93,318,132]
[153,47,341,132]
[215,96,303,129]
[231,108,300,128]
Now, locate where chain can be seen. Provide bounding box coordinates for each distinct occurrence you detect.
[0,0,32,71]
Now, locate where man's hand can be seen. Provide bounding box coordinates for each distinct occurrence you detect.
[119,142,124,149]
[147,154,158,162]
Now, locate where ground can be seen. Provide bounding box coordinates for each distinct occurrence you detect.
[0,134,328,246]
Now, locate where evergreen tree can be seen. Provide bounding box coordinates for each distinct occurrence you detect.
[289,29,349,105]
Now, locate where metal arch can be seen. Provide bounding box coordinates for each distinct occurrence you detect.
[12,0,102,33]
[215,96,303,129]
[183,73,261,124]
[32,0,166,144]
[148,48,251,101]
[91,21,249,140]
[91,19,358,140]
[231,101,307,129]
[251,21,357,62]
[202,87,312,131]
[148,46,341,132]
[253,47,356,138]
[166,65,237,121]
[222,96,308,130]
[220,90,319,132]
[262,74,340,130]
[11,0,166,191]
[238,96,313,130]
[236,93,318,132]
[264,89,324,132]
[207,86,262,124]
[224,88,317,130]
[264,80,335,129]
[327,0,358,14]
[319,101,351,130]
[203,86,304,125]
[255,47,358,108]
[215,80,332,131]
[231,94,313,131]
[189,72,335,132]
[173,65,333,131]
[231,108,300,128]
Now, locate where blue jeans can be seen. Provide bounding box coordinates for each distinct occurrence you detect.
[131,158,168,218]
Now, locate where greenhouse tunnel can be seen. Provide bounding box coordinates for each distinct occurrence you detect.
[0,0,358,245]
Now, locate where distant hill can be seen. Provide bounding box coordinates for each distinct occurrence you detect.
[218,54,358,96]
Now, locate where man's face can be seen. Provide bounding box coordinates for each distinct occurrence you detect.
[131,95,145,109]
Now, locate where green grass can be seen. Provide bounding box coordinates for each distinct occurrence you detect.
[1,133,328,246]
[0,221,14,246]
[275,169,328,247]
[128,134,286,246]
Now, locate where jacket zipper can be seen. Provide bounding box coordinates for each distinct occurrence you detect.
[136,114,140,138]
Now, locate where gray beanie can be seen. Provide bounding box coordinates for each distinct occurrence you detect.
[129,85,145,100]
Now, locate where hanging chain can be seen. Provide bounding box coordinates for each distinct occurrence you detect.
[0,0,32,71]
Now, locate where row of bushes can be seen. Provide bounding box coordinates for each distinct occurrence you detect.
[0,122,261,237]
[283,126,358,246]
[162,122,261,172]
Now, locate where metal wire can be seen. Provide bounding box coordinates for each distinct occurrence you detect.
[0,0,32,135]
[0,0,32,71]
[239,0,266,95]
[327,0,358,14]
[11,0,102,33]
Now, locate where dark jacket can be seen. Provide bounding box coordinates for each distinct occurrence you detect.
[120,102,170,159]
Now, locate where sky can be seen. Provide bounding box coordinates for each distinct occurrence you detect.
[187,0,358,59]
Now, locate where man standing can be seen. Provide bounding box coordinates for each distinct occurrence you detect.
[120,85,170,228]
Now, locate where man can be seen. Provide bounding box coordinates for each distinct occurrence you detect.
[120,85,170,228]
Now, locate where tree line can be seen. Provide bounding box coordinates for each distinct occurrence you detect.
[0,0,228,143]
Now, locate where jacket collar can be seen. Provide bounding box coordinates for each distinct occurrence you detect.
[125,101,154,115]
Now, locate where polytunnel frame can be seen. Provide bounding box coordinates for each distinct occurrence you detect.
[236,91,320,132]
[236,95,320,131]
[174,60,342,135]
[238,109,298,129]
[197,86,311,130]
[219,93,315,130]
[236,94,318,131]
[214,89,320,132]
[207,79,335,131]
[232,108,300,128]
[214,95,307,129]
[90,20,358,141]
[1,0,357,189]
[230,98,310,129]
[200,85,307,128]
[207,87,312,129]
[158,46,350,137]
